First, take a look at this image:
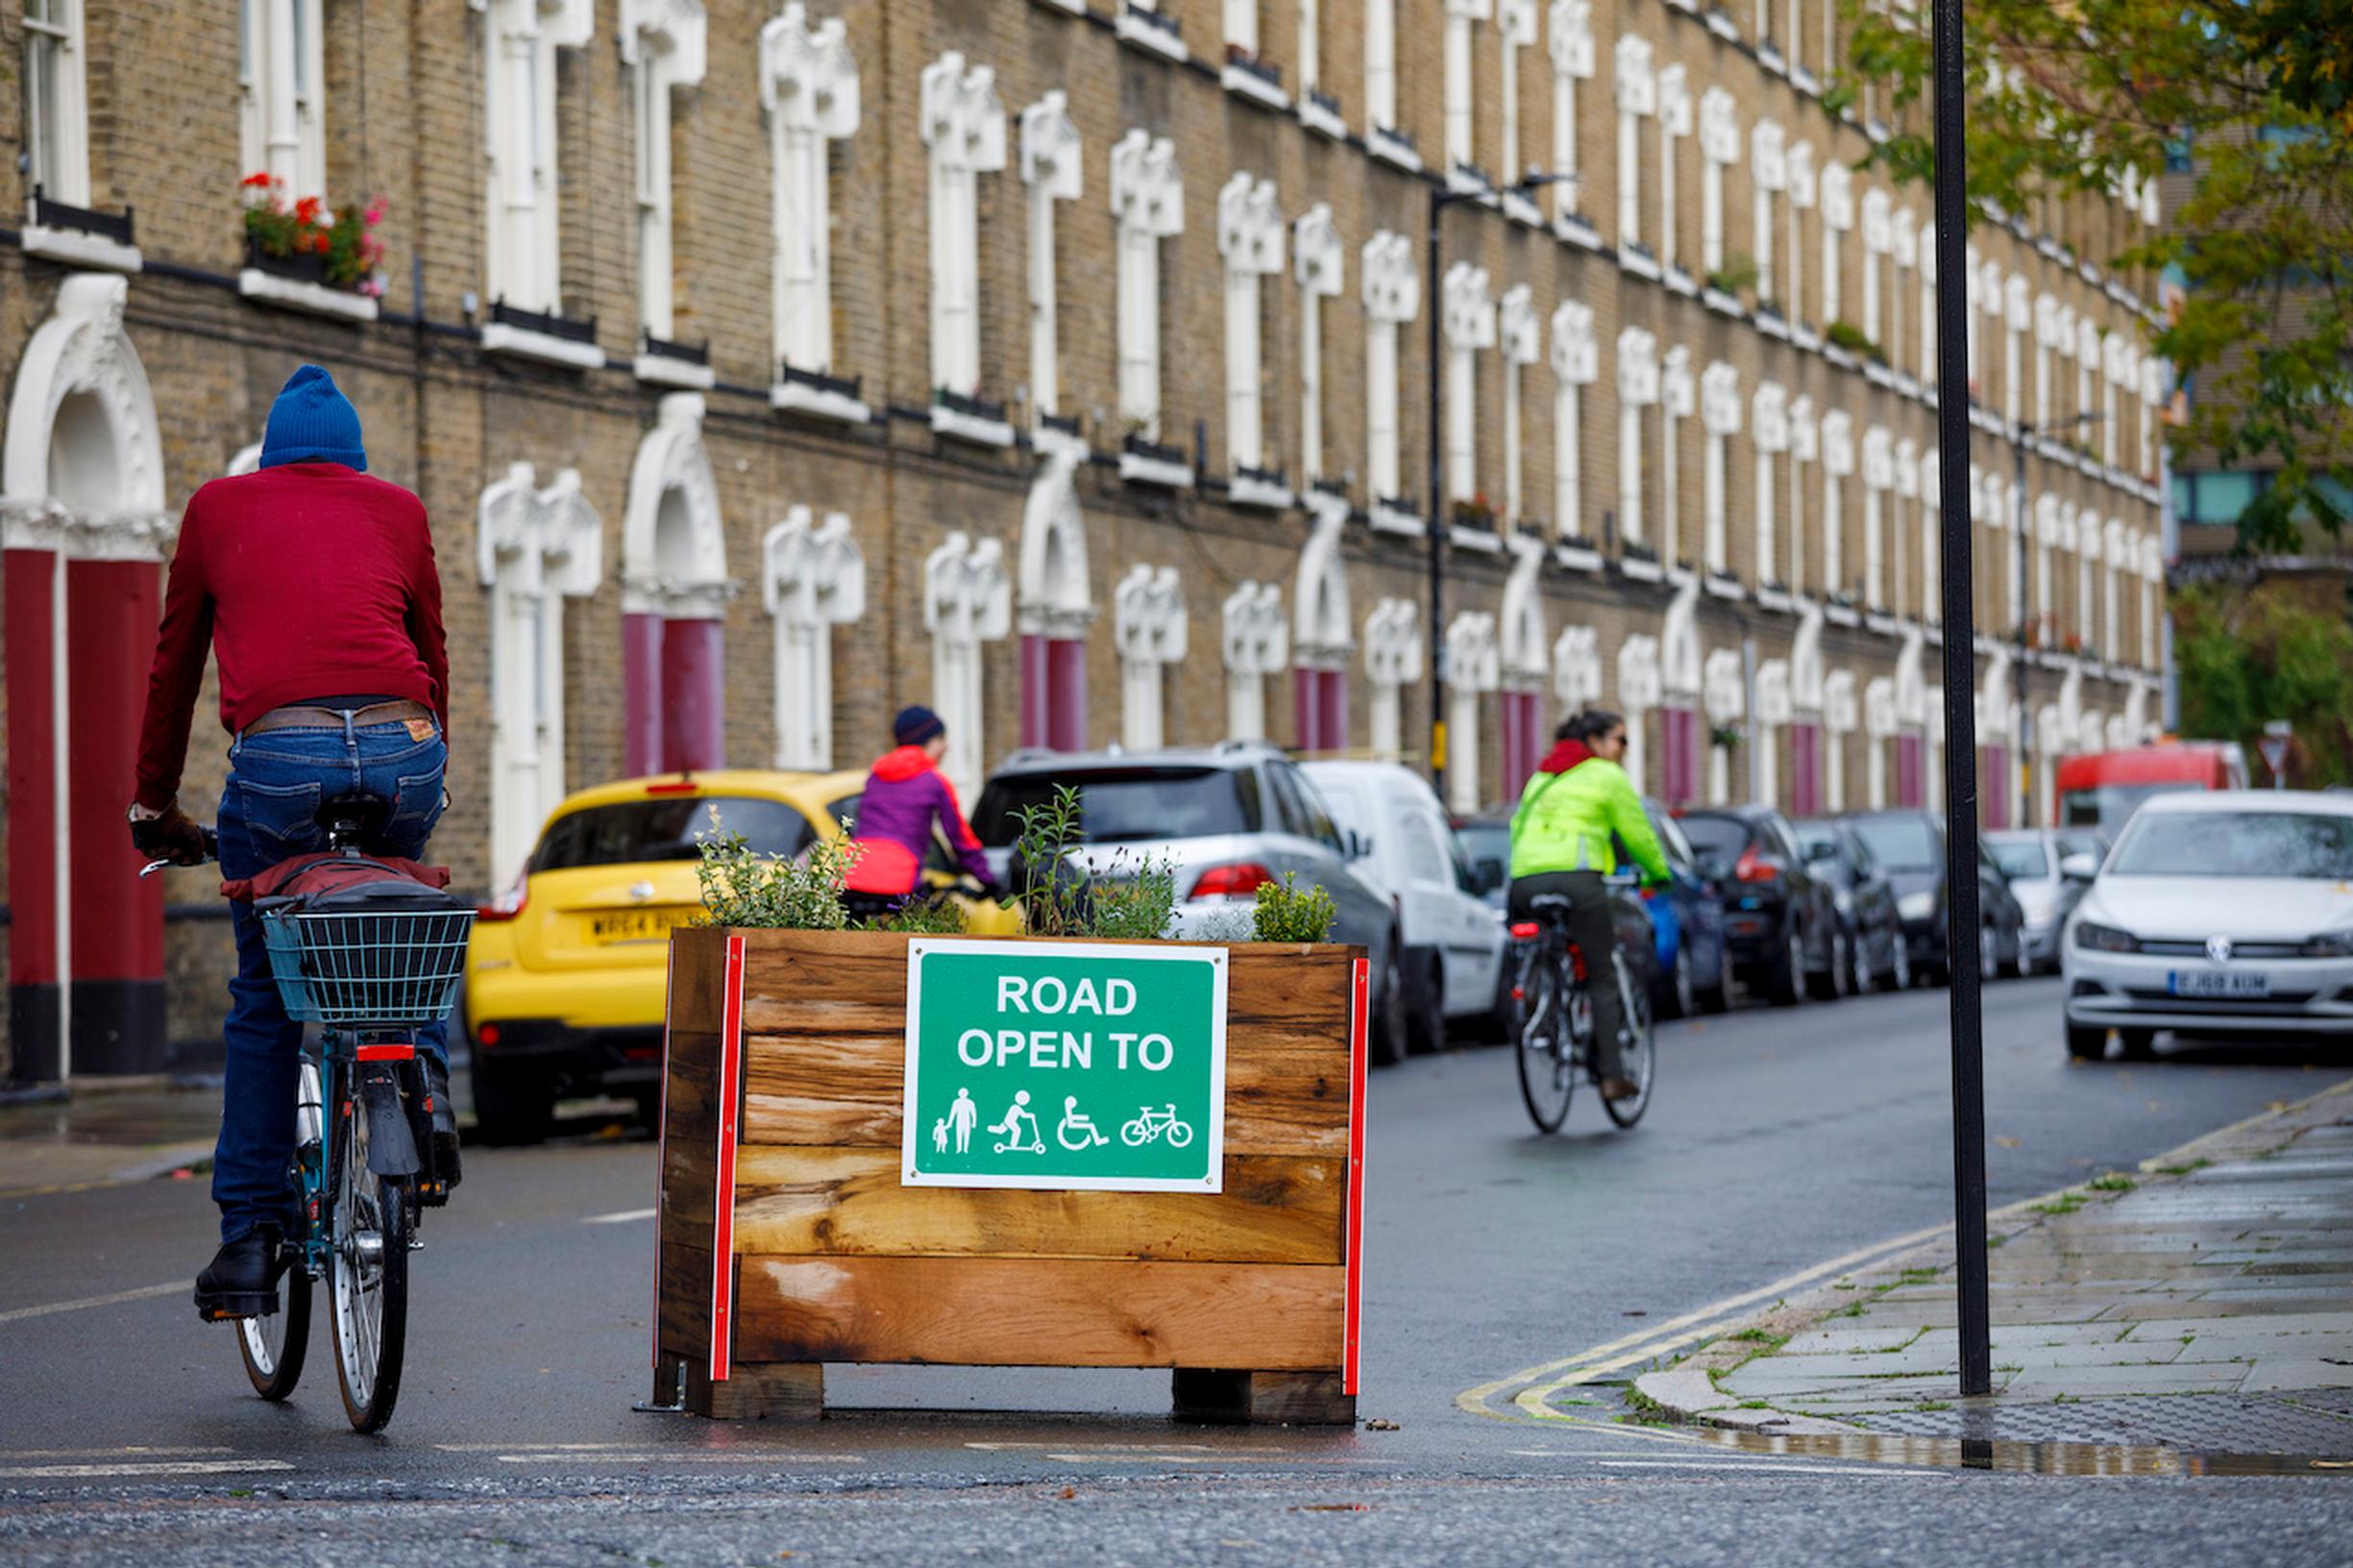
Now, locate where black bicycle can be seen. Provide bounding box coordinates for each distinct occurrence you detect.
[1508,878,1656,1134]
[145,793,471,1432]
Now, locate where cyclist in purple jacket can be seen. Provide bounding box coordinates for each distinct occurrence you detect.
[844,706,1001,906]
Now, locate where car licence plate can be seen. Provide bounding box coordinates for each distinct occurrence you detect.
[588,909,692,943]
[2168,969,2270,999]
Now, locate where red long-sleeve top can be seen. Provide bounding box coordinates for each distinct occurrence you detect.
[135,463,450,810]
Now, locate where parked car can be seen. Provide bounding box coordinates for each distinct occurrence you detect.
[1307,761,1507,1051]
[1635,797,1731,1017]
[1987,827,2109,973]
[2055,742,2247,833]
[1675,805,1841,1006]
[1455,812,1663,1022]
[1844,809,2028,985]
[968,743,1408,1063]
[1794,818,1913,992]
[464,769,869,1143]
[2061,790,2353,1059]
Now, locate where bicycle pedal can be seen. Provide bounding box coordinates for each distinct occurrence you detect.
[195,1292,277,1322]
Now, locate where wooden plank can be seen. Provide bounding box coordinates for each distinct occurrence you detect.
[659,1032,722,1257]
[1170,1369,1356,1426]
[733,1256,1344,1369]
[667,928,733,1035]
[742,1045,1347,1156]
[656,1238,714,1363]
[730,1147,1343,1263]
[682,1360,824,1421]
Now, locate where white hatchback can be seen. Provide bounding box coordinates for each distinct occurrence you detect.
[2061,790,2353,1058]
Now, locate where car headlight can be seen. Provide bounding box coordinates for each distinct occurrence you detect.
[1897,892,1934,921]
[2073,920,2138,953]
[2302,929,2353,958]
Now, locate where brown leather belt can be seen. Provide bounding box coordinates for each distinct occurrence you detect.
[241,698,437,739]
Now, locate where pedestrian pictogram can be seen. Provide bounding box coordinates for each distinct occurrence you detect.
[900,940,1228,1191]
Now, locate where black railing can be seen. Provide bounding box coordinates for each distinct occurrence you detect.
[244,236,327,285]
[779,361,863,400]
[491,299,598,344]
[1372,491,1421,516]
[1305,88,1343,118]
[641,331,709,366]
[1124,1,1181,38]
[1122,431,1189,467]
[1237,462,1289,489]
[1453,160,1495,189]
[1224,46,1282,86]
[1373,123,1420,154]
[33,186,134,245]
[1039,412,1083,438]
[935,387,1006,424]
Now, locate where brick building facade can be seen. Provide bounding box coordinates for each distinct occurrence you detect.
[0,0,2167,1078]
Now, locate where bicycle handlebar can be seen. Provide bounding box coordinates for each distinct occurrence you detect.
[139,826,219,880]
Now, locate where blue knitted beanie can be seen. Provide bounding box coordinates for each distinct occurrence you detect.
[257,364,368,471]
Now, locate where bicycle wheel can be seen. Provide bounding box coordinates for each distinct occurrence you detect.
[1516,950,1577,1134]
[329,1085,408,1433]
[1603,954,1657,1130]
[237,1235,311,1402]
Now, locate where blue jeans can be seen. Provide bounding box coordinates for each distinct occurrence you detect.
[213,714,450,1244]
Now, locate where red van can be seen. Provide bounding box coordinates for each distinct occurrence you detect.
[2053,742,2249,832]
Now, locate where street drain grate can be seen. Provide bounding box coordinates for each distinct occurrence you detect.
[1854,1394,2353,1455]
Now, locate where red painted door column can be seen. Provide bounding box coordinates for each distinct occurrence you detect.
[1790,719,1822,817]
[1292,666,1346,753]
[5,549,63,1078]
[1018,633,1089,750]
[625,612,726,776]
[1896,733,1925,808]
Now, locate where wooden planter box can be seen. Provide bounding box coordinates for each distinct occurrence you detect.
[651,927,1368,1424]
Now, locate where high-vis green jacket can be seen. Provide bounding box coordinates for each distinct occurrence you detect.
[1507,744,1673,883]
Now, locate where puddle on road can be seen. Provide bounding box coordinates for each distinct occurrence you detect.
[1681,1423,2353,1477]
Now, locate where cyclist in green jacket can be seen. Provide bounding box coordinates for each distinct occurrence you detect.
[1507,709,1673,1100]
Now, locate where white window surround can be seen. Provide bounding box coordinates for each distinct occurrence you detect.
[1114,564,1188,751]
[2103,517,2125,655]
[1700,360,1741,576]
[2077,508,2098,645]
[762,506,866,772]
[1362,231,1419,511]
[1111,130,1185,442]
[2003,274,2032,426]
[1818,159,1852,331]
[1616,635,1661,793]
[1444,0,1492,185]
[1444,611,1501,816]
[623,0,705,350]
[1294,204,1344,487]
[2035,493,2060,634]
[25,0,93,230]
[1888,208,1916,381]
[2139,532,2160,668]
[1365,0,1401,143]
[1548,0,1597,232]
[921,54,1007,407]
[1820,409,1854,596]
[1786,394,1817,594]
[1964,245,1985,388]
[1752,381,1788,589]
[239,0,324,201]
[1550,299,1599,544]
[1655,65,1691,282]
[1785,140,1815,333]
[1614,36,1655,260]
[620,393,730,622]
[2033,291,2061,427]
[1754,658,1791,805]
[1616,326,1660,551]
[1863,675,1896,807]
[1222,580,1288,743]
[1697,86,1739,279]
[478,462,603,886]
[1115,0,1188,62]
[478,0,595,328]
[1915,217,1936,389]
[1891,436,1918,618]
[2102,334,2130,469]
[1442,262,1495,505]
[763,6,862,419]
[1917,448,1940,623]
[1364,597,1423,762]
[1784,0,1809,88]
[1703,649,1745,804]
[1660,347,1695,569]
[1821,669,1856,811]
[1859,187,1890,346]
[1496,0,1539,212]
[1554,624,1603,716]
[1498,284,1540,527]
[1018,92,1082,428]
[1751,119,1785,306]
[1500,539,1550,696]
[1860,424,1891,610]
[2139,355,2168,478]
[2076,315,2101,438]
[1217,173,1287,503]
[921,530,1011,804]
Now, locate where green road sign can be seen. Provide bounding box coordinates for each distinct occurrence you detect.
[900,938,1229,1192]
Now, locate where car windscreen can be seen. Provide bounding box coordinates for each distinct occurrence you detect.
[1850,817,1939,872]
[2107,810,2353,879]
[531,796,813,871]
[2060,781,2198,828]
[1677,814,1752,862]
[1988,839,2049,879]
[970,769,1258,847]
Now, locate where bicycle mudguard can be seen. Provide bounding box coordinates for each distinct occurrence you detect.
[353,1063,422,1177]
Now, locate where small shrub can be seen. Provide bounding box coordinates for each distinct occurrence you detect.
[1088,850,1179,942]
[874,891,968,936]
[1706,253,1760,296]
[1252,872,1338,943]
[1825,320,1885,362]
[695,816,860,930]
[1009,784,1091,939]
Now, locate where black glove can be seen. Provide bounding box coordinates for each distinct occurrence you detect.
[130,804,209,866]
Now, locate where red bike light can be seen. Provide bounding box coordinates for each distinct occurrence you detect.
[1508,921,1540,939]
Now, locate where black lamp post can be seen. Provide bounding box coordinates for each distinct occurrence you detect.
[1427,170,1578,809]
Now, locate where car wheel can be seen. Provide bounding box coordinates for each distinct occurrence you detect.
[1767,919,1804,1007]
[2007,922,2032,980]
[470,1050,555,1147]
[1884,925,1913,992]
[1369,947,1409,1066]
[1979,923,2000,983]
[1851,927,1874,996]
[1696,944,1731,1014]
[2066,1022,2109,1061]
[2118,1027,2157,1060]
[1405,948,1447,1055]
[1659,943,1696,1019]
[1812,927,1848,1001]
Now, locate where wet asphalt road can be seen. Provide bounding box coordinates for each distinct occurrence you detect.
[3,975,2347,1563]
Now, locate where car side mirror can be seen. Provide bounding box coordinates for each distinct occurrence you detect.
[1802,842,1838,864]
[2059,852,2098,882]
[1346,829,1373,862]
[1474,857,1506,894]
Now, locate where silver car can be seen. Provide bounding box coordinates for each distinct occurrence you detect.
[2061,790,2353,1059]
[970,742,1407,1062]
[1986,827,2110,974]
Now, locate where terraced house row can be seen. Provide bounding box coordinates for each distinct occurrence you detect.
[0,0,2169,1077]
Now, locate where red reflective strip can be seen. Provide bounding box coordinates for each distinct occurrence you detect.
[355,1043,415,1061]
[1343,956,1369,1398]
[708,934,747,1384]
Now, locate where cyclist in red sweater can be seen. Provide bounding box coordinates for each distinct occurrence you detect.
[129,364,459,1320]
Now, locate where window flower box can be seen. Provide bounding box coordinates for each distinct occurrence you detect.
[1368,495,1424,536]
[1230,462,1294,511]
[25,185,140,271]
[1366,124,1421,173]
[772,361,871,425]
[482,298,602,367]
[1119,431,1194,489]
[1298,88,1347,140]
[636,331,716,390]
[1222,45,1288,110]
[1115,2,1187,62]
[932,388,1015,448]
[238,177,384,322]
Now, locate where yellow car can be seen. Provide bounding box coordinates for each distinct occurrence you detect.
[463,769,1014,1143]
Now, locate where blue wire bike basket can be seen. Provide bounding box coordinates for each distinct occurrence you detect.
[258,882,475,1028]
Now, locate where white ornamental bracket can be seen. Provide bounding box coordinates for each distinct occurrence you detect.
[1864,676,1897,741]
[1017,91,1082,200]
[762,506,866,770]
[1442,262,1496,351]
[1752,118,1785,189]
[921,53,1006,175]
[1553,625,1602,709]
[1861,187,1891,256]
[1614,34,1655,113]
[1617,326,1660,404]
[1752,381,1790,453]
[1700,361,1742,436]
[1498,284,1541,367]
[1551,0,1595,75]
[1217,173,1285,275]
[1222,580,1289,677]
[1698,86,1737,164]
[1821,410,1855,478]
[1662,346,1696,419]
[1756,660,1793,725]
[1618,634,1662,711]
[1786,139,1816,208]
[1499,537,1548,689]
[1295,203,1343,298]
[1552,300,1598,383]
[1110,129,1185,238]
[764,5,858,136]
[1894,439,1920,501]
[478,462,603,599]
[1862,426,1894,492]
[1446,611,1502,695]
[921,529,1011,800]
[1703,648,1745,723]
[1364,597,1425,689]
[1890,208,1916,272]
[1788,395,1818,462]
[1114,563,1189,668]
[1820,161,1853,232]
[1824,670,1858,735]
[1361,231,1419,324]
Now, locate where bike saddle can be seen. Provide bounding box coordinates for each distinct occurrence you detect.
[315,791,393,844]
[1527,894,1577,919]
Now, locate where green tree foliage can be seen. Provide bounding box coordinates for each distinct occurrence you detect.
[2172,582,2353,786]
[1842,0,2353,551]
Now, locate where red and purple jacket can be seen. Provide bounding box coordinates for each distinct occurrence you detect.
[845,746,992,894]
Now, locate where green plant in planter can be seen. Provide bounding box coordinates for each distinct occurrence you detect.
[1088,852,1180,941]
[872,892,970,936]
[1008,783,1179,941]
[1252,871,1338,943]
[1706,253,1760,297]
[1709,723,1744,751]
[1825,320,1884,362]
[695,817,860,930]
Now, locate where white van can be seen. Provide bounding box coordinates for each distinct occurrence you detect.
[1303,760,1508,1053]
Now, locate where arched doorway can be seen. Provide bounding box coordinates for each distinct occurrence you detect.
[621,395,730,776]
[1293,493,1352,752]
[3,275,171,1078]
[1017,443,1091,749]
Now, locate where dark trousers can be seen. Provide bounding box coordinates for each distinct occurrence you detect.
[213,715,450,1244]
[1508,870,1626,1081]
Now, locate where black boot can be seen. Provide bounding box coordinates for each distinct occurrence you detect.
[194,1228,281,1321]
[422,1055,462,1202]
